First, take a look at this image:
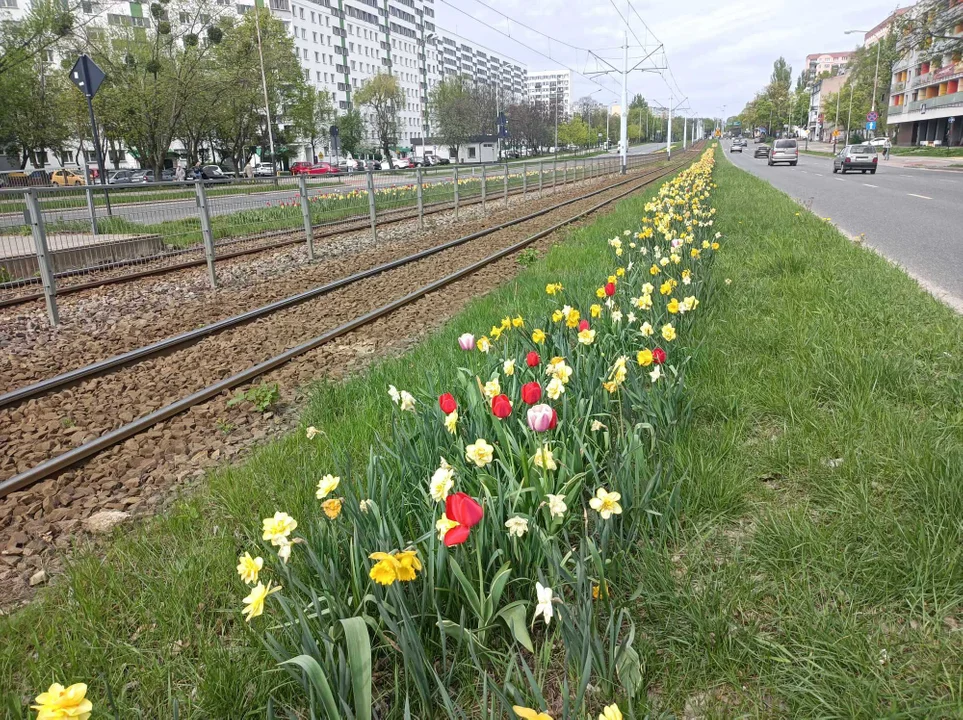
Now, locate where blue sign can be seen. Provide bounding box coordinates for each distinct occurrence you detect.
[866,121,877,130]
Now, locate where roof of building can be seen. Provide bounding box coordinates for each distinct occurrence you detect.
[806,51,855,62]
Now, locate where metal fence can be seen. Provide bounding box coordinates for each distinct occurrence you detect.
[0,152,666,325]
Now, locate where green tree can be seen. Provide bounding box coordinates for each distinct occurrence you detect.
[0,0,74,76]
[335,108,364,157]
[288,83,333,163]
[2,56,70,167]
[353,72,404,161]
[429,76,475,158]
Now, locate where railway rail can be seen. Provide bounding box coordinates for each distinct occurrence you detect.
[0,152,696,503]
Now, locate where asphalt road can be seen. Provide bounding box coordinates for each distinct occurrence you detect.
[725,142,963,308]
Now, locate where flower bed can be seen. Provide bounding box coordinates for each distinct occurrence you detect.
[27,149,719,719]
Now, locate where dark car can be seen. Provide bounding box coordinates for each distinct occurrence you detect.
[435,157,451,165]
[130,169,154,183]
[28,170,51,186]
[753,144,771,159]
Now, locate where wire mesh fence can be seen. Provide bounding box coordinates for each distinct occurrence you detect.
[1,147,683,325]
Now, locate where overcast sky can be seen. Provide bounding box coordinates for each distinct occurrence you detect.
[435,0,905,118]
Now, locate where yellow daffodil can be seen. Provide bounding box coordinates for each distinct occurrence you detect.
[661,323,677,341]
[503,358,516,376]
[589,487,623,519]
[514,706,553,720]
[616,267,625,277]
[667,298,680,314]
[444,409,458,435]
[607,275,617,285]
[237,552,263,585]
[491,325,504,341]
[552,309,564,323]
[659,280,673,296]
[31,683,93,720]
[242,580,281,621]
[712,241,720,250]
[577,328,596,345]
[369,552,400,585]
[465,438,494,467]
[602,380,619,394]
[262,512,297,546]
[500,316,512,331]
[595,287,606,299]
[640,321,654,337]
[393,549,422,581]
[322,498,342,519]
[599,704,623,720]
[660,256,670,267]
[429,459,455,502]
[565,309,580,329]
[316,474,340,499]
[702,239,710,249]
[477,336,491,353]
[690,248,701,258]
[532,328,546,344]
[546,377,565,400]
[435,513,460,542]
[512,315,524,328]
[590,303,602,318]
[533,445,557,471]
[637,349,654,367]
[483,377,501,400]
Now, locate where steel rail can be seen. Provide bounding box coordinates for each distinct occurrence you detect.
[0,161,681,410]
[0,155,695,499]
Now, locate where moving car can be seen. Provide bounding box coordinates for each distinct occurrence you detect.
[768,138,798,166]
[253,164,276,177]
[753,144,771,159]
[730,140,743,153]
[833,144,878,174]
[50,169,86,186]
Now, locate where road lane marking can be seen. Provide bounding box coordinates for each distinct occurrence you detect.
[908,193,932,199]
[835,178,845,182]
[812,173,823,176]
[901,175,915,179]
[863,183,878,188]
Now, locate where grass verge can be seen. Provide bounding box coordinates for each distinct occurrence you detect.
[0,159,691,718]
[890,145,963,157]
[624,147,963,716]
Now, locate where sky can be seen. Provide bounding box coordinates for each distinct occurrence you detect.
[434,0,906,120]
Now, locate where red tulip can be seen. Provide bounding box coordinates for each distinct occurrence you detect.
[526,351,540,367]
[578,319,590,332]
[439,393,457,414]
[549,408,558,429]
[491,394,512,419]
[604,282,616,296]
[521,381,542,405]
[443,492,484,546]
[653,347,667,365]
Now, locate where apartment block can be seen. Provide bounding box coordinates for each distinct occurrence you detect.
[887,0,963,146]
[525,70,572,114]
[804,51,854,82]
[2,0,527,163]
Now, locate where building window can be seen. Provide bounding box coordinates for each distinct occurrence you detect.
[468,147,476,158]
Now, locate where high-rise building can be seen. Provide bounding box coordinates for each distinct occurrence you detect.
[525,70,572,114]
[1,0,527,164]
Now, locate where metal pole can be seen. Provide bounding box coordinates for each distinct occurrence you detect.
[871,40,881,115]
[503,162,508,207]
[563,160,568,187]
[552,155,557,193]
[481,163,487,213]
[25,189,59,326]
[254,5,278,183]
[194,181,217,289]
[538,160,543,197]
[846,83,854,144]
[416,166,424,229]
[522,161,527,196]
[83,164,97,235]
[667,95,673,160]
[365,168,377,242]
[298,174,315,260]
[85,93,112,217]
[620,27,628,174]
[453,165,459,219]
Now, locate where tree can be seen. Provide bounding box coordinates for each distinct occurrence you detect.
[0,0,75,76]
[558,116,590,147]
[353,72,404,161]
[2,55,70,167]
[429,76,475,158]
[289,84,333,163]
[336,108,364,157]
[771,57,792,90]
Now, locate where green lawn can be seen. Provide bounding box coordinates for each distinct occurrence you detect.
[4,146,959,719]
[0,159,691,718]
[625,148,963,716]
[890,145,963,157]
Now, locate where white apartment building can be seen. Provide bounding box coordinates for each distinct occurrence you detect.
[526,70,572,114]
[2,0,527,166]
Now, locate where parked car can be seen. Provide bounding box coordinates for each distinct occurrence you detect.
[391,157,414,169]
[48,169,85,186]
[253,164,276,177]
[305,162,341,175]
[130,169,155,183]
[290,161,314,175]
[2,171,28,187]
[753,144,771,159]
[867,137,891,149]
[833,144,878,174]
[108,170,134,184]
[768,138,798,166]
[755,136,766,144]
[335,158,359,172]
[435,157,451,165]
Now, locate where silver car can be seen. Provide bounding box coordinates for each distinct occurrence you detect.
[833,144,878,175]
[768,139,798,166]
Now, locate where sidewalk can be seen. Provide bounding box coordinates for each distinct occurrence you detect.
[803,140,963,169]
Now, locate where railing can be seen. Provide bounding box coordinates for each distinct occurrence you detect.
[0,153,665,326]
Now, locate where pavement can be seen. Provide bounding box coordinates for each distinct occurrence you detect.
[724,141,963,311]
[801,140,963,170]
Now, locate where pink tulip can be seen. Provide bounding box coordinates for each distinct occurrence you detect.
[527,404,556,433]
[458,333,475,351]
